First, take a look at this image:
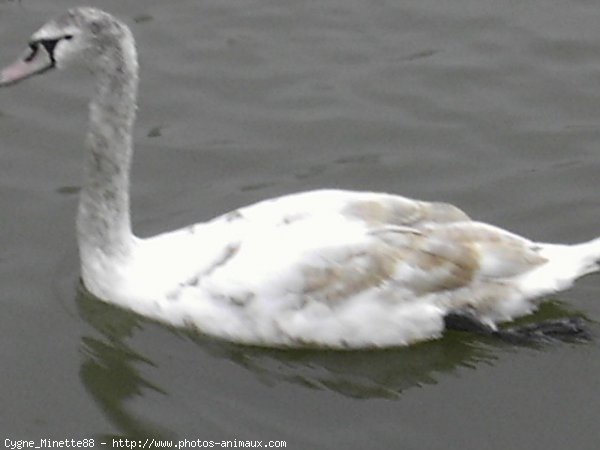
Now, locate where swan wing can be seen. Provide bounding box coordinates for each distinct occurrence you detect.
[142,190,547,347]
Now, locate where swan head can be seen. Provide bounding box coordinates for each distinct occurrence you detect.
[0,7,132,86]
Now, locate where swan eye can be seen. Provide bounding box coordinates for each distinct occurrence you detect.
[64,34,74,40]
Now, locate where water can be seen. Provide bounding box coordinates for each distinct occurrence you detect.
[1,0,600,448]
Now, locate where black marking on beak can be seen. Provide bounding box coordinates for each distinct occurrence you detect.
[1,34,73,87]
[24,43,39,63]
[39,39,59,64]
[27,35,72,67]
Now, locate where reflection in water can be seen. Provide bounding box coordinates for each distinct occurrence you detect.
[76,284,173,439]
[76,283,587,436]
[192,334,497,399]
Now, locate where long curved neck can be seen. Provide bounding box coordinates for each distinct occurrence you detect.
[77,34,138,269]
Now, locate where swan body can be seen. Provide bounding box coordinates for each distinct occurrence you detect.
[1,8,598,348]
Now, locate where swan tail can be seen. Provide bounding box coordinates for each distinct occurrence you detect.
[570,237,600,276]
[515,237,600,299]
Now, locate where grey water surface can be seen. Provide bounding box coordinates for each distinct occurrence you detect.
[1,0,600,448]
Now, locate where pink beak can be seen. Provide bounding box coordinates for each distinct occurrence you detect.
[0,44,54,87]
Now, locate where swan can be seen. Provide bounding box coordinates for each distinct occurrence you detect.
[0,7,598,348]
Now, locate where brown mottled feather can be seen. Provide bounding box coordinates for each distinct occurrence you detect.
[342,198,470,227]
[299,205,547,304]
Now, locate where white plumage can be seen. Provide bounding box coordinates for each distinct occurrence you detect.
[1,8,597,348]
